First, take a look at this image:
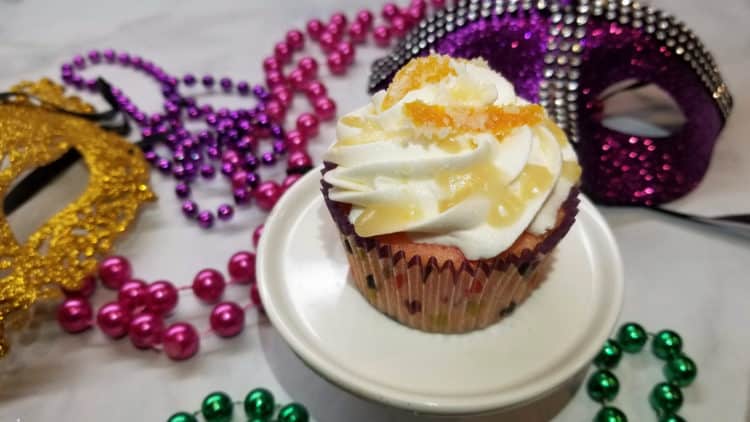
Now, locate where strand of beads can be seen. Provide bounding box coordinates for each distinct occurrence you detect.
[59,0,442,235]
[588,322,698,422]
[58,252,263,361]
[167,388,308,422]
[61,50,308,232]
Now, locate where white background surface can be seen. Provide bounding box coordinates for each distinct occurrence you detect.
[0,0,748,421]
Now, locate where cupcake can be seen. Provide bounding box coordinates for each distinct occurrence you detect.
[321,55,581,333]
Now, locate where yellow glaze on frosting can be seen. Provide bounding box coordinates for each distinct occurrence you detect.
[324,55,580,259]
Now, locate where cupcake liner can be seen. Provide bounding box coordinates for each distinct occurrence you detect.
[340,231,554,332]
[322,163,579,333]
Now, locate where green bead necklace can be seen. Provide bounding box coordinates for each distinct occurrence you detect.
[168,323,695,422]
[167,388,309,422]
[588,322,698,422]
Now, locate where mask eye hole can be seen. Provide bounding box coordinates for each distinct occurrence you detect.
[598,79,686,138]
[4,150,90,247]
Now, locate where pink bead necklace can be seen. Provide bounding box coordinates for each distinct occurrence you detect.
[56,0,446,360]
[59,252,262,360]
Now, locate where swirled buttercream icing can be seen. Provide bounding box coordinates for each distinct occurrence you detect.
[323,55,580,259]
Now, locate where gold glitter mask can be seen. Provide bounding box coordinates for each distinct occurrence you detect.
[0,79,155,357]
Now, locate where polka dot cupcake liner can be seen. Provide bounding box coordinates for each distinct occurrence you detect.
[340,231,555,333]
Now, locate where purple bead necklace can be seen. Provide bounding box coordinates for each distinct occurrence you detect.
[61,49,314,232]
[59,252,262,361]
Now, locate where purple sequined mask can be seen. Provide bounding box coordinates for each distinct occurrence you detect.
[368,0,733,206]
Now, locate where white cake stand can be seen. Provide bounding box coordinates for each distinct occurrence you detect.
[258,168,624,416]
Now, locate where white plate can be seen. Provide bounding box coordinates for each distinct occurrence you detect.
[258,168,624,415]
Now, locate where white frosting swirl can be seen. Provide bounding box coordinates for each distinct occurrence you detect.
[323,56,580,259]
